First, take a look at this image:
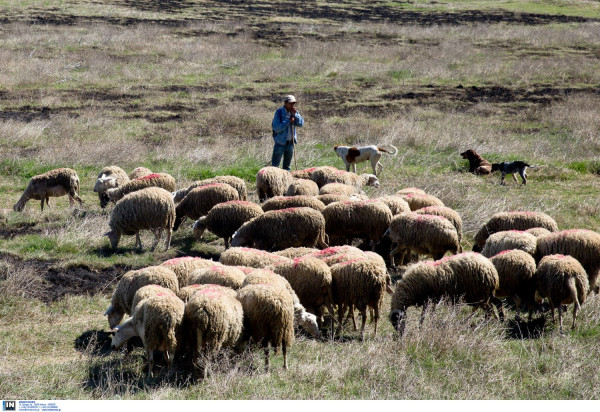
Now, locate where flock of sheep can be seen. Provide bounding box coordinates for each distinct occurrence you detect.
[10,163,600,379]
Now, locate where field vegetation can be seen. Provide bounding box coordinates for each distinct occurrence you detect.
[1,0,600,399]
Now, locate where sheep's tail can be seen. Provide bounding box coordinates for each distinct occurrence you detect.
[378,145,398,156]
[317,227,329,249]
[566,277,581,313]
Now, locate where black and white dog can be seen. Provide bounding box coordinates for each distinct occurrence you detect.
[491,161,537,185]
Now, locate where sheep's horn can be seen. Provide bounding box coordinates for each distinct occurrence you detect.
[104,306,113,316]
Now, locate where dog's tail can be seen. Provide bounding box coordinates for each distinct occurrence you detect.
[527,163,538,169]
[378,145,398,156]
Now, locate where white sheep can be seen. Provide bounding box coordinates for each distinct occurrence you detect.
[256,166,294,202]
[105,172,176,204]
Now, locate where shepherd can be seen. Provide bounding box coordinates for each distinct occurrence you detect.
[271,95,304,171]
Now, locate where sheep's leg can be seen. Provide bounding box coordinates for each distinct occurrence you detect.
[549,302,556,323]
[135,232,142,250]
[165,350,172,372]
[40,198,45,211]
[336,305,348,336]
[346,304,358,331]
[490,297,505,322]
[147,349,154,380]
[359,309,367,341]
[264,345,270,372]
[419,304,428,325]
[372,305,379,337]
[164,228,172,251]
[572,299,580,330]
[558,303,564,334]
[151,229,161,252]
[282,341,288,370]
[224,237,230,249]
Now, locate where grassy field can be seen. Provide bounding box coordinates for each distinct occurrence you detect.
[1,0,600,399]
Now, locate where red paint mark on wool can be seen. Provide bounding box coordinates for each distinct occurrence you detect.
[163,256,202,265]
[135,173,161,181]
[209,265,225,274]
[235,266,254,274]
[273,207,298,213]
[426,252,478,266]
[198,183,226,189]
[419,206,442,212]
[416,214,446,222]
[313,247,345,257]
[507,211,536,216]
[197,285,225,298]
[494,250,514,257]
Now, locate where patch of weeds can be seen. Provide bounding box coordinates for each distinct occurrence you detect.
[567,160,600,175]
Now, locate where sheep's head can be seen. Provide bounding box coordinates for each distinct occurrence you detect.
[105,305,125,330]
[192,218,207,241]
[362,174,380,188]
[103,230,121,250]
[299,311,321,338]
[389,309,406,336]
[172,189,188,204]
[94,174,118,193]
[13,200,26,213]
[110,318,137,350]
[230,223,252,247]
[173,207,187,232]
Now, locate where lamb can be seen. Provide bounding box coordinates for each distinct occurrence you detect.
[319,183,363,196]
[237,283,295,371]
[285,179,319,197]
[310,167,380,189]
[104,265,179,329]
[161,256,219,287]
[129,167,153,179]
[397,193,444,211]
[192,200,264,248]
[105,172,177,204]
[536,229,600,294]
[231,207,328,251]
[173,183,239,231]
[389,253,499,336]
[94,166,129,208]
[188,265,247,290]
[535,254,589,334]
[273,247,319,259]
[489,250,538,321]
[219,247,292,268]
[261,195,326,213]
[111,293,185,379]
[375,195,411,216]
[14,168,83,212]
[384,212,460,266]
[183,284,244,378]
[256,166,294,202]
[473,211,558,252]
[103,187,176,251]
[415,206,463,247]
[481,230,537,258]
[173,176,248,203]
[322,200,392,247]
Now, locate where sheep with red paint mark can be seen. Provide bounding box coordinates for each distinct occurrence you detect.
[256,166,294,202]
[261,195,326,213]
[316,193,367,205]
[310,166,380,189]
[173,175,248,203]
[397,192,444,211]
[173,183,239,231]
[273,247,319,259]
[189,265,247,290]
[415,206,463,247]
[161,256,219,287]
[105,172,176,204]
[285,179,320,196]
[319,183,363,196]
[376,195,411,216]
[220,247,292,268]
[481,230,538,258]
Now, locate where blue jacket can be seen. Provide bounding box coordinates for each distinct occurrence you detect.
[272,106,304,145]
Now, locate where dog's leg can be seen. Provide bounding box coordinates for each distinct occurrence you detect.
[500,172,506,185]
[344,161,350,172]
[377,162,383,176]
[371,154,381,176]
[512,173,518,183]
[351,163,357,174]
[520,169,527,185]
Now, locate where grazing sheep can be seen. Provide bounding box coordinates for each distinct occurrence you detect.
[396,187,427,195]
[161,256,218,287]
[273,247,319,259]
[14,168,83,212]
[525,227,552,238]
[397,193,444,211]
[111,294,185,379]
[389,253,499,335]
[308,245,366,264]
[415,206,463,247]
[384,212,460,266]
[473,211,558,252]
[220,247,292,268]
[188,265,247,290]
[319,183,363,196]
[231,207,328,251]
[489,250,538,321]
[291,167,319,180]
[536,229,600,294]
[131,284,178,312]
[94,166,129,208]
[535,254,589,333]
[256,166,294,202]
[261,196,326,213]
[376,195,411,216]
[106,173,177,204]
[183,284,244,378]
[103,187,176,251]
[316,194,366,205]
[237,284,295,371]
[173,183,239,231]
[193,200,264,248]
[178,283,237,303]
[322,200,392,247]
[481,230,537,258]
[311,167,380,189]
[285,179,319,197]
[105,265,179,329]
[173,176,248,203]
[129,167,153,180]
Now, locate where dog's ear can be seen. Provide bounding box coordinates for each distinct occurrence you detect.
[334,145,338,150]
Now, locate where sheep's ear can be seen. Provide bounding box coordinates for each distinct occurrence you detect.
[104,305,113,316]
[110,327,119,333]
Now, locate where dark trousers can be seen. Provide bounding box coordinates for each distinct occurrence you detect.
[271,142,294,171]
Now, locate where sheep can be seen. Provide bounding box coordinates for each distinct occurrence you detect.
[397,193,444,211]
[396,187,427,195]
[94,166,130,208]
[178,283,237,303]
[188,265,247,290]
[536,229,600,294]
[273,247,319,259]
[525,227,552,238]
[161,256,219,287]
[256,166,294,202]
[104,265,179,329]
[308,245,367,264]
[322,200,392,247]
[415,206,463,246]
[376,195,411,216]
[489,249,538,321]
[481,230,537,258]
[106,173,177,204]
[319,183,363,196]
[384,212,460,267]
[103,187,176,251]
[316,194,367,205]
[285,179,319,197]
[183,284,244,378]
[220,247,292,268]
[14,168,83,212]
[129,167,153,179]
[389,253,500,336]
[310,167,380,189]
[173,176,248,203]
[237,283,295,371]
[111,294,185,379]
[131,284,178,312]
[192,200,264,248]
[261,195,326,213]
[473,211,558,252]
[535,254,589,333]
[173,183,239,231]
[291,167,319,180]
[330,257,391,339]
[231,207,328,251]
[242,269,320,338]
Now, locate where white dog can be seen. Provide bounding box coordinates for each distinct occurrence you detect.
[333,145,398,176]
